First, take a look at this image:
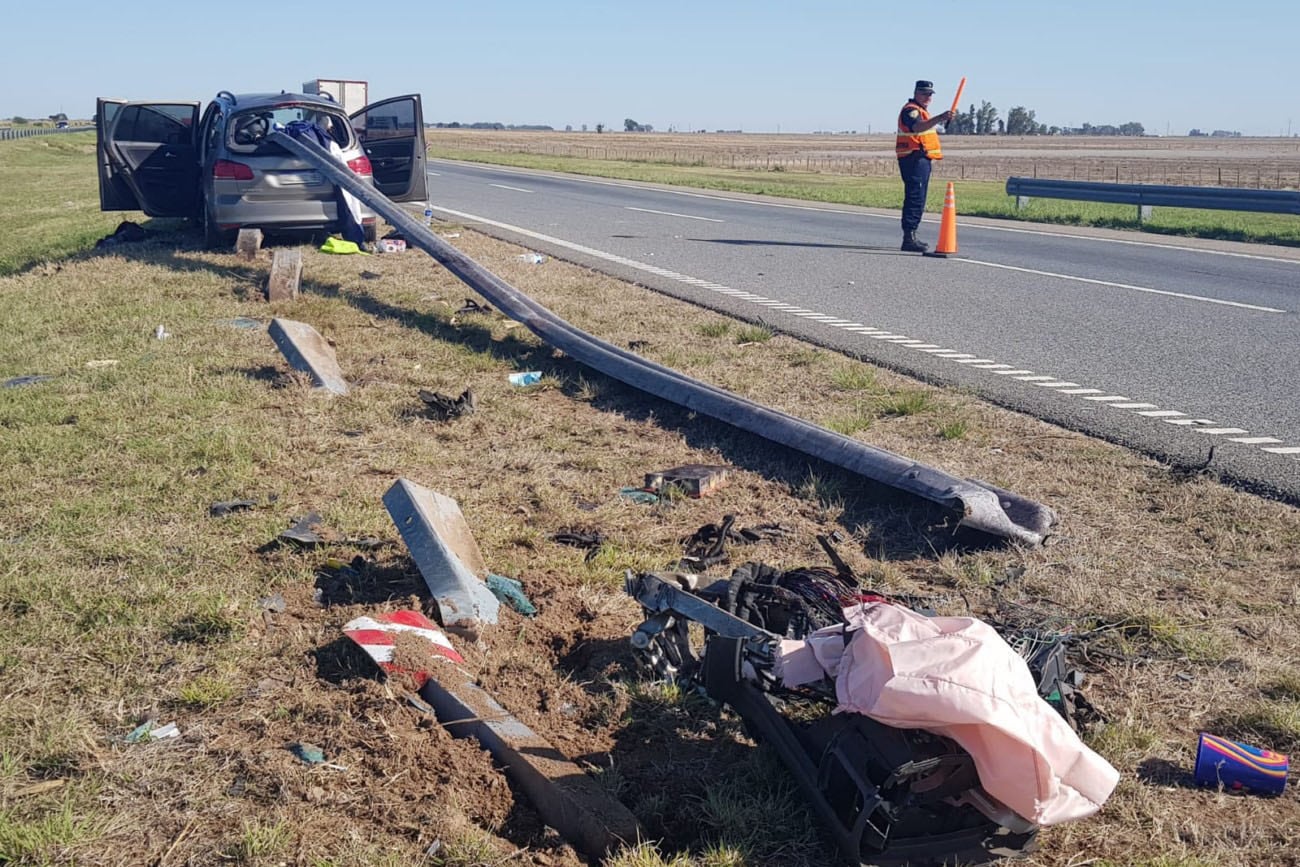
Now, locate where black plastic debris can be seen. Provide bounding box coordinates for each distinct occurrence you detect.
[679,515,790,570]
[551,527,606,563]
[2,375,54,389]
[95,220,147,248]
[209,499,258,518]
[279,511,325,548]
[418,388,476,421]
[455,298,492,316]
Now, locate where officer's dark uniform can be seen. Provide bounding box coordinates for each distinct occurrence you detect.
[896,80,944,253]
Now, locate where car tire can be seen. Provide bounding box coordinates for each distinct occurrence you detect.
[363,223,378,244]
[201,201,231,251]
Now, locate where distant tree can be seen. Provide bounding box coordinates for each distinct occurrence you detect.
[976,101,999,135]
[1118,121,1145,136]
[595,123,604,134]
[48,112,67,122]
[11,116,27,125]
[624,118,638,132]
[565,125,572,132]
[1188,128,1205,136]
[1005,106,1040,135]
[581,124,588,132]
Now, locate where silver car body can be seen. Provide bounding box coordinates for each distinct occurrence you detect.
[96,91,427,246]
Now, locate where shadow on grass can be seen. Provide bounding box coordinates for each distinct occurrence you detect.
[115,226,1014,563]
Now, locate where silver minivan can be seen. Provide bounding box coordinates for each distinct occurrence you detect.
[96,91,428,247]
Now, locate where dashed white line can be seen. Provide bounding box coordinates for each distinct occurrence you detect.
[427,202,1300,463]
[962,259,1286,313]
[489,183,534,193]
[626,206,723,223]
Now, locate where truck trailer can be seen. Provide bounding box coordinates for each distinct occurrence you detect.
[301,79,369,116]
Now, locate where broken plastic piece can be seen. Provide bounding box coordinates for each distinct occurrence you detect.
[618,487,659,505]
[646,464,730,498]
[508,371,542,386]
[209,499,257,518]
[517,252,545,264]
[487,574,537,617]
[125,720,180,743]
[2,375,54,389]
[279,511,325,547]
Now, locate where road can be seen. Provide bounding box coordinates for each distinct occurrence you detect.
[424,159,1300,502]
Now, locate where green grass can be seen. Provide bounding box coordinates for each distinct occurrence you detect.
[427,146,1300,247]
[0,133,129,276]
[0,798,107,864]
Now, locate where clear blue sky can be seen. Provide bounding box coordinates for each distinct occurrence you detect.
[5,0,1295,136]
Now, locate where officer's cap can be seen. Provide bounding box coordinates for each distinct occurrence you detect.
[914,80,935,94]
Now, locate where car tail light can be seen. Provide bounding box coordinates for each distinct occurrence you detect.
[347,156,372,176]
[213,159,253,180]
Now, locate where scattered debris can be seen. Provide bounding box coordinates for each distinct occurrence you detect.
[266,249,303,301]
[551,528,606,562]
[235,228,263,261]
[319,237,367,255]
[678,514,788,569]
[209,499,258,518]
[279,511,325,548]
[288,742,346,770]
[418,387,476,421]
[618,486,659,505]
[377,238,406,253]
[13,779,66,798]
[486,574,538,617]
[360,271,381,280]
[343,610,464,688]
[154,324,171,340]
[258,593,287,613]
[95,220,147,248]
[2,375,54,389]
[125,720,180,744]
[645,464,730,498]
[383,479,501,632]
[508,371,542,387]
[517,252,545,264]
[455,298,492,315]
[85,359,119,369]
[218,317,264,330]
[441,232,460,239]
[1194,732,1288,795]
[627,340,650,351]
[268,317,349,396]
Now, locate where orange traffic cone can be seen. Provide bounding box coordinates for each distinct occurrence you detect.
[929,182,958,258]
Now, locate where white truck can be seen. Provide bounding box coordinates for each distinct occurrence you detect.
[301,78,369,116]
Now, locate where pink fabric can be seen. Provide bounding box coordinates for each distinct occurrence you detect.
[776,602,1119,826]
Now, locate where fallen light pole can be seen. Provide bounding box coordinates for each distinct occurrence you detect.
[272,132,1056,546]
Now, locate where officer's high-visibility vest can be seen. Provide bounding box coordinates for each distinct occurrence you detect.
[896,101,943,160]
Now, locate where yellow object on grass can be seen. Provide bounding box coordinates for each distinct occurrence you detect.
[320,237,369,255]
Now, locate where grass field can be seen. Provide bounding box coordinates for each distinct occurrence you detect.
[3,133,1300,867]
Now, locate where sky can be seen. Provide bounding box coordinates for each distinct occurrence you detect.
[4,0,1296,137]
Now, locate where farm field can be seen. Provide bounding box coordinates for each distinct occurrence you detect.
[3,133,1300,867]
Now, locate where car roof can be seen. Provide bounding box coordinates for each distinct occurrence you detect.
[218,92,343,112]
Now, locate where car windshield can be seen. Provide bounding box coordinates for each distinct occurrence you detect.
[227,104,351,154]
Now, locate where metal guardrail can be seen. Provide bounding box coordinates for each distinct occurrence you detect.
[273,130,1058,545]
[1006,176,1300,221]
[0,126,93,141]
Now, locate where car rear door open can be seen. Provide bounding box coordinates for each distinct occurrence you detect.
[350,94,427,203]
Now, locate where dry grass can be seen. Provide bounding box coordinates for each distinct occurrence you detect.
[2,201,1300,866]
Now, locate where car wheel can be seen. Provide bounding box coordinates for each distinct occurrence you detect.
[201,201,231,250]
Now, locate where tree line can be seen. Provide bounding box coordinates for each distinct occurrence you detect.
[944,102,1145,137]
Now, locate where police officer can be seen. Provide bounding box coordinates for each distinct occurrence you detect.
[896,80,955,253]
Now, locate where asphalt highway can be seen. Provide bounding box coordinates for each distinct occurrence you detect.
[423,159,1300,502]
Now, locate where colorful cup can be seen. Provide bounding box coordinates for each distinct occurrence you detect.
[1193,732,1289,795]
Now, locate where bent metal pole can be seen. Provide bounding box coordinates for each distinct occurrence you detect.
[272,132,1056,546]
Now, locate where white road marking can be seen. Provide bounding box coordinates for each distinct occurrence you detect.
[962,259,1287,313]
[489,183,534,193]
[427,202,1299,461]
[626,206,723,223]
[432,158,1300,265]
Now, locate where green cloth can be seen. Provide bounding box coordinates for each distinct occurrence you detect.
[320,237,368,255]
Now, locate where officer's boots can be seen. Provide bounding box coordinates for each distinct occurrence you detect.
[901,231,929,253]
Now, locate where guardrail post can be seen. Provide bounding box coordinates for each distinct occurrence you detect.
[1016,195,1029,211]
[1138,205,1153,223]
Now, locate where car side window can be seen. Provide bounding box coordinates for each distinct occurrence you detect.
[115,104,193,145]
[199,104,222,161]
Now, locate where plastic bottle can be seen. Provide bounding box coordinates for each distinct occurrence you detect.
[423,204,434,227]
